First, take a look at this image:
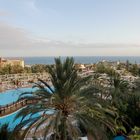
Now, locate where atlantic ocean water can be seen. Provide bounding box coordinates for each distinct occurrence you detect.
[8,56,140,65]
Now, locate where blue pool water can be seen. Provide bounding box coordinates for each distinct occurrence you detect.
[0,88,36,106]
[0,87,54,129]
[0,110,39,130]
[0,87,54,106]
[0,88,38,129]
[0,109,54,130]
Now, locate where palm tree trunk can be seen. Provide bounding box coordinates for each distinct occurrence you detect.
[60,116,67,140]
[87,133,94,140]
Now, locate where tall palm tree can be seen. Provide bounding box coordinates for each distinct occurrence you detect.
[0,123,19,140]
[14,57,117,140]
[109,72,128,106]
[107,72,131,134]
[0,124,10,140]
[125,91,140,127]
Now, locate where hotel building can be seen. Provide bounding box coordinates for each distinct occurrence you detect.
[0,57,24,68]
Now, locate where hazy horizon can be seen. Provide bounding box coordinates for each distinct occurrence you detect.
[4,56,140,58]
[0,0,140,56]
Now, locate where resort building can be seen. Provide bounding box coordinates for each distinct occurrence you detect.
[0,57,24,68]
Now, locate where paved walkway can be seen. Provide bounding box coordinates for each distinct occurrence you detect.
[0,99,37,117]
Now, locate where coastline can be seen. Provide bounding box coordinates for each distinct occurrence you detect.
[6,56,140,65]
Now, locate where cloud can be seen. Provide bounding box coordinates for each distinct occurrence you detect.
[24,0,40,15]
[0,22,140,57]
[27,0,38,11]
[0,10,11,17]
[0,22,32,50]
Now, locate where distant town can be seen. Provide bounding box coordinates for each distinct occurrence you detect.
[0,57,140,92]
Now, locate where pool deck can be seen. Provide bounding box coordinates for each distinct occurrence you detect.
[0,72,51,92]
[0,99,37,117]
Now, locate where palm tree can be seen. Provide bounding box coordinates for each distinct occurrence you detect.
[0,124,10,140]
[106,72,133,135]
[14,57,117,140]
[0,123,19,140]
[109,72,128,107]
[125,91,140,127]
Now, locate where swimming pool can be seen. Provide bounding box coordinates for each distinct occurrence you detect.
[0,87,54,106]
[0,88,35,106]
[0,88,38,129]
[0,87,54,129]
[0,109,39,130]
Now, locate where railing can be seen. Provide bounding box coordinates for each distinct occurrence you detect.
[0,98,37,117]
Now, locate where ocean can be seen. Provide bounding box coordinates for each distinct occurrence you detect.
[22,56,140,65]
[7,56,140,65]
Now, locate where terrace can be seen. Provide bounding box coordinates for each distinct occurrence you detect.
[0,73,51,92]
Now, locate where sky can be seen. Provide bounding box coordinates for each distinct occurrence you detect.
[0,0,140,56]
